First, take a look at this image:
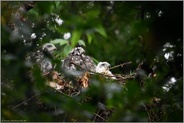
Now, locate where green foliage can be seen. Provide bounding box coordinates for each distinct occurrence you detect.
[50,39,68,46]
[71,30,82,47]
[1,1,183,122]
[94,25,107,38]
[63,44,73,57]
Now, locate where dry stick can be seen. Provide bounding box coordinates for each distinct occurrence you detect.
[93,110,100,122]
[145,104,159,122]
[12,83,77,109]
[12,93,39,109]
[149,105,159,121]
[144,105,152,122]
[70,90,81,97]
[54,88,72,97]
[109,61,132,70]
[9,1,36,30]
[14,1,36,22]
[93,112,107,122]
[115,73,136,79]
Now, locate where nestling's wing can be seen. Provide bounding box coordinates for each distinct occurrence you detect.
[39,58,53,74]
[26,43,56,74]
[61,54,96,78]
[81,55,96,72]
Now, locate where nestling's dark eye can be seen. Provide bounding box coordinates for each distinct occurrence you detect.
[101,63,105,66]
[47,45,52,48]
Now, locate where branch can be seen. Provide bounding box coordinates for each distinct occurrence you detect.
[109,61,132,70]
[93,112,107,122]
[14,1,36,21]
[12,93,39,109]
[9,1,36,31]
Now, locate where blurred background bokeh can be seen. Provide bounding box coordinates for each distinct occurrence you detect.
[1,1,183,122]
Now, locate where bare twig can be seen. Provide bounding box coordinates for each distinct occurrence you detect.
[93,112,107,122]
[93,110,99,122]
[109,61,132,70]
[144,105,152,122]
[12,93,39,109]
[9,1,36,30]
[115,73,136,80]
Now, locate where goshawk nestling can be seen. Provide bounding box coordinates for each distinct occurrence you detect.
[27,43,57,74]
[96,62,116,79]
[61,47,96,77]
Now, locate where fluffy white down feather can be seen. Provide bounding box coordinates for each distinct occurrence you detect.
[96,62,116,79]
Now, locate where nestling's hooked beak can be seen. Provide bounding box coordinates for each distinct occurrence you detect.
[49,46,57,54]
[52,46,57,50]
[106,63,111,70]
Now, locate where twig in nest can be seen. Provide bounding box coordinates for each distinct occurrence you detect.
[93,110,100,122]
[115,73,136,80]
[109,61,132,70]
[93,112,107,122]
[70,90,81,97]
[144,105,152,122]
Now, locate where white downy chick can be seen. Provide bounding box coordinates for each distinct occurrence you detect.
[96,62,116,80]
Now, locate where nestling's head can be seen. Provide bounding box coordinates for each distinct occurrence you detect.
[69,47,85,56]
[96,62,111,73]
[42,43,57,54]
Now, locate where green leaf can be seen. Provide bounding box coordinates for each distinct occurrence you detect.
[50,39,68,46]
[63,44,73,57]
[91,57,99,64]
[86,10,100,18]
[95,25,107,38]
[78,40,86,47]
[71,30,82,47]
[54,1,60,8]
[86,33,93,44]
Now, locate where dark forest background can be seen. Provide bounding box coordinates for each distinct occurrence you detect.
[1,1,183,122]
